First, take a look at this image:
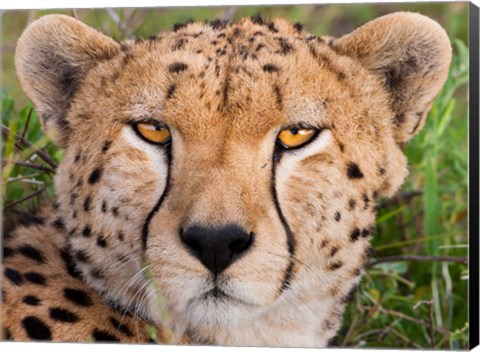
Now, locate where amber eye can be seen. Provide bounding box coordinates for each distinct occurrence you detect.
[277,128,317,149]
[135,123,171,145]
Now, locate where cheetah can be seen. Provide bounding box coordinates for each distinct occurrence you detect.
[2,12,451,346]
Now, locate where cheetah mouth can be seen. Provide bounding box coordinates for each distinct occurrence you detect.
[203,287,229,300]
[199,286,258,307]
[202,287,239,302]
[177,283,266,328]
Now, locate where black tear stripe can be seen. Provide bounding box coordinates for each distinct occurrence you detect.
[141,146,172,251]
[271,148,296,296]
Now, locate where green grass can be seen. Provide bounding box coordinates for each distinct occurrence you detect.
[339,38,469,349]
[1,4,469,348]
[1,99,60,212]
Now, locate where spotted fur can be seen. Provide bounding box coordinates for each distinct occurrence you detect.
[3,12,451,346]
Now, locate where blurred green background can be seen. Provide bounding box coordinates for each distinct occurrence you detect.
[1,2,469,349]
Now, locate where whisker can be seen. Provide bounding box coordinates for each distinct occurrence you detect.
[119,265,152,301]
[134,282,157,326]
[145,290,180,343]
[115,265,152,326]
[264,249,310,269]
[117,279,152,338]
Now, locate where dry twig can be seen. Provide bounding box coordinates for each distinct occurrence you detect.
[5,186,47,209]
[11,161,55,174]
[222,6,238,21]
[378,190,423,209]
[388,328,423,349]
[364,306,449,335]
[7,173,42,184]
[1,124,58,169]
[414,299,436,348]
[20,108,33,140]
[71,9,80,20]
[27,10,37,25]
[106,8,135,39]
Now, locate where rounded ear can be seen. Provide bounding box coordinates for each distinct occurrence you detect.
[15,15,121,147]
[331,12,452,145]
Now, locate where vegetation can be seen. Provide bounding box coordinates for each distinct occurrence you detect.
[1,3,469,348]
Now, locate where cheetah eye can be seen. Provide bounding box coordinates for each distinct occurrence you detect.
[134,122,171,145]
[277,128,318,149]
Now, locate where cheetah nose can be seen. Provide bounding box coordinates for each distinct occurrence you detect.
[179,225,254,275]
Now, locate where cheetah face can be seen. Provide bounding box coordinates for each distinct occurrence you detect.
[15,13,451,343]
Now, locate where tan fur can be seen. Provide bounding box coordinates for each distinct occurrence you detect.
[3,12,451,346]
[2,206,171,343]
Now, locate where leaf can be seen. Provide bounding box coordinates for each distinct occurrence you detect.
[436,99,456,138]
[376,262,408,274]
[369,288,380,303]
[146,325,158,343]
[376,206,406,224]
[424,157,443,254]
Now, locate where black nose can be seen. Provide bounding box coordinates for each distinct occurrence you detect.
[180,224,254,275]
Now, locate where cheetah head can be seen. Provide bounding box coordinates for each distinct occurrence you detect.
[15,13,451,346]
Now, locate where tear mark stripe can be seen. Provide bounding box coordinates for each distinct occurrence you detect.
[141,147,172,251]
[271,149,296,297]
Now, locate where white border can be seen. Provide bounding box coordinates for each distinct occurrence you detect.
[0,0,479,10]
[1,0,477,352]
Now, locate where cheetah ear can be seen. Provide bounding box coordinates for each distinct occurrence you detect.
[15,15,120,147]
[332,12,452,145]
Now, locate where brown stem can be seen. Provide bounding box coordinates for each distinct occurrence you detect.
[429,301,435,348]
[414,299,436,347]
[341,305,359,346]
[363,306,449,335]
[342,300,381,347]
[105,8,135,39]
[378,190,423,209]
[71,9,80,19]
[222,6,238,21]
[11,161,55,174]
[389,328,423,349]
[6,173,42,184]
[20,108,33,140]
[5,186,47,209]
[395,193,408,241]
